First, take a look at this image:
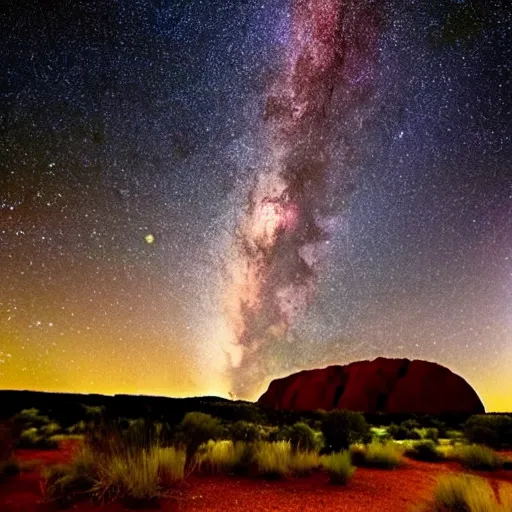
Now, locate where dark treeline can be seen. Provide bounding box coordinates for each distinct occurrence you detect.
[1,390,506,429]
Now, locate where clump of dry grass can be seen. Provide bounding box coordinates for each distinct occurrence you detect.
[413,474,512,512]
[321,451,355,485]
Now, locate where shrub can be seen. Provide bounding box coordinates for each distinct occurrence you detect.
[453,444,503,471]
[424,428,439,443]
[253,441,291,479]
[40,422,61,437]
[279,422,319,451]
[350,441,403,469]
[320,410,369,452]
[464,415,512,449]
[289,450,320,476]
[12,409,51,429]
[387,424,399,438]
[414,474,512,512]
[195,440,248,474]
[43,435,186,506]
[229,421,261,443]
[401,419,421,430]
[177,412,223,461]
[18,428,58,450]
[321,451,355,485]
[405,441,443,462]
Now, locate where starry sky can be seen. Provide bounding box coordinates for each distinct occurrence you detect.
[1,0,511,411]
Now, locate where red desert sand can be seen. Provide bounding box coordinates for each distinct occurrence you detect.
[1,442,511,512]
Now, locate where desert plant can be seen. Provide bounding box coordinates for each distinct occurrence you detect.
[40,422,61,437]
[253,441,292,479]
[464,415,512,450]
[350,441,403,469]
[177,412,223,461]
[414,473,512,512]
[12,408,51,429]
[228,421,261,443]
[321,451,355,485]
[43,435,186,506]
[424,428,439,443]
[320,410,369,452]
[18,427,58,450]
[289,450,320,476]
[405,441,443,462]
[195,440,248,474]
[279,422,319,451]
[453,444,503,471]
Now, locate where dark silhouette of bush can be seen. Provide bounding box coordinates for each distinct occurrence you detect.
[177,412,223,462]
[424,428,439,443]
[464,415,512,449]
[229,421,261,443]
[405,441,442,462]
[320,410,369,453]
[279,422,319,451]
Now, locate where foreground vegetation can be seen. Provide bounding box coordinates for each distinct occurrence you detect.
[415,474,512,512]
[2,404,511,508]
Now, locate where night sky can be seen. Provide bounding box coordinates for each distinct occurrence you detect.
[1,0,511,411]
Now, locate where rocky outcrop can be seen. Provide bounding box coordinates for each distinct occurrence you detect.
[258,358,485,414]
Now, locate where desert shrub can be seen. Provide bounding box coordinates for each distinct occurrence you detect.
[289,450,320,476]
[424,428,439,443]
[387,423,399,438]
[405,441,443,462]
[503,459,512,471]
[229,421,261,443]
[464,415,512,450]
[18,427,58,450]
[394,425,413,440]
[409,429,423,440]
[402,419,421,430]
[43,436,186,506]
[414,474,512,512]
[321,451,355,485]
[40,422,61,437]
[177,412,223,461]
[320,410,369,452]
[67,421,88,435]
[350,441,403,469]
[453,444,503,471]
[12,408,51,428]
[253,441,291,479]
[195,440,248,474]
[279,422,319,451]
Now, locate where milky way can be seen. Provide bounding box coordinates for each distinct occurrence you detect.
[225,0,382,396]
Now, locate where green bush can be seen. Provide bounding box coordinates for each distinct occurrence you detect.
[453,444,503,471]
[18,427,58,450]
[424,428,439,443]
[228,421,261,443]
[320,410,369,452]
[12,409,51,429]
[279,422,319,451]
[350,441,403,469]
[40,422,61,437]
[177,412,223,461]
[405,441,443,462]
[464,415,512,450]
[321,451,355,485]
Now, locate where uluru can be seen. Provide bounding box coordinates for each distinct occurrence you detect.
[258,357,485,414]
